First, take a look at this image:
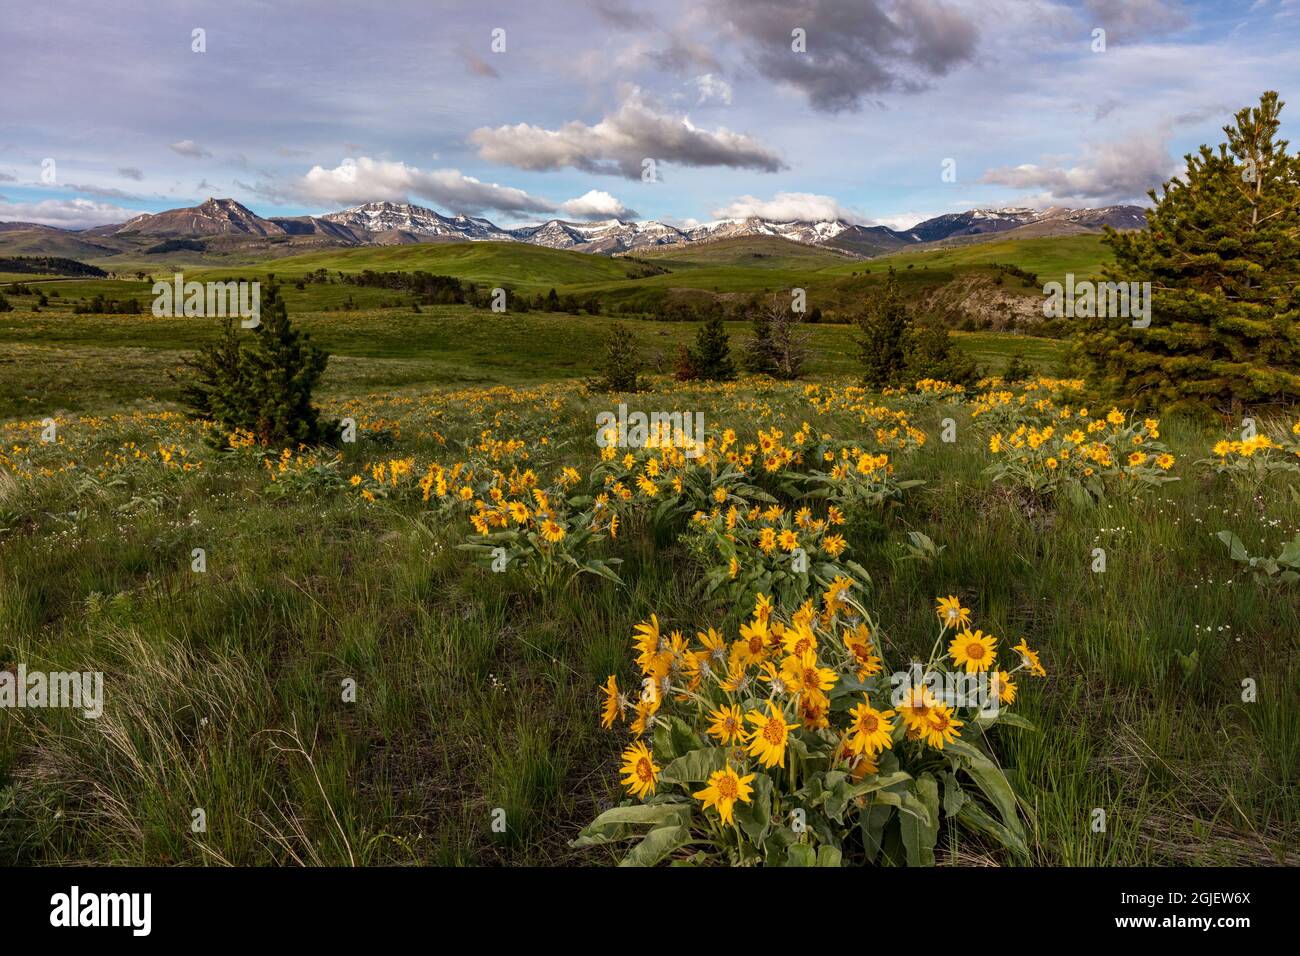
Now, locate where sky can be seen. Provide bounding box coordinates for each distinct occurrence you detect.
[2,0,1298,231]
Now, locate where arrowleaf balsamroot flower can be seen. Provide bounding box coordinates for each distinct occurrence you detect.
[706,704,746,745]
[936,595,971,630]
[847,701,895,756]
[694,764,755,826]
[620,740,660,798]
[746,701,799,769]
[949,629,998,673]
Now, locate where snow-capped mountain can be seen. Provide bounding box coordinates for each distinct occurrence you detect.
[322,201,516,241]
[686,217,851,245]
[49,198,1148,259]
[512,218,690,252]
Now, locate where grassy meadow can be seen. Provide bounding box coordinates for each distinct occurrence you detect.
[0,239,1295,867]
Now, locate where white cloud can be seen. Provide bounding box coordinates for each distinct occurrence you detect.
[469,88,784,178]
[693,73,733,105]
[712,191,861,222]
[0,197,143,228]
[290,157,634,219]
[558,189,638,219]
[295,157,557,214]
[168,139,211,158]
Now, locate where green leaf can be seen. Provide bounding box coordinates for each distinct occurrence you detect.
[816,844,843,867]
[957,801,1030,861]
[733,771,773,844]
[619,824,693,867]
[1217,530,1250,563]
[659,746,728,786]
[587,802,693,829]
[859,801,893,863]
[945,739,1027,841]
[785,843,816,867]
[900,772,940,867]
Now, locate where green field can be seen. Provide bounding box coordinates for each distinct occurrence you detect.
[1,237,1294,869]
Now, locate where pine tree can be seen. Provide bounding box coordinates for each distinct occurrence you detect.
[856,268,911,388]
[1075,91,1300,417]
[595,322,641,391]
[742,301,778,374]
[179,283,329,445]
[688,315,737,381]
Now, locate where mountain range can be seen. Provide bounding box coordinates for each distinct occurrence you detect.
[1,197,1147,261]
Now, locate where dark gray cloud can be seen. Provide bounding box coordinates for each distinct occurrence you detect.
[469,89,785,178]
[980,132,1179,204]
[117,166,144,180]
[703,0,979,112]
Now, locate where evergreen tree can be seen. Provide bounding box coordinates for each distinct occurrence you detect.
[856,268,911,388]
[594,322,641,391]
[179,283,330,445]
[741,301,778,374]
[1075,91,1300,417]
[905,323,979,386]
[688,315,737,381]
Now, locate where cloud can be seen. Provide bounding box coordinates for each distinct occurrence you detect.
[288,157,634,219]
[0,197,143,228]
[1082,0,1189,41]
[587,0,645,29]
[294,158,555,214]
[0,171,15,182]
[64,182,142,200]
[703,0,979,112]
[459,47,500,79]
[980,132,1179,204]
[469,88,784,178]
[169,139,211,158]
[117,166,143,180]
[712,191,860,222]
[558,189,639,219]
[693,73,733,105]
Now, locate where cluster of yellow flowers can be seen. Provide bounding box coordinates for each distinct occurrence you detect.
[600,588,1047,832]
[1207,421,1300,477]
[986,406,1176,495]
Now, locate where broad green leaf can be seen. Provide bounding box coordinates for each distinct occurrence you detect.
[946,739,1026,841]
[816,844,843,867]
[785,843,816,867]
[587,803,692,829]
[619,824,693,867]
[659,746,728,786]
[900,772,940,867]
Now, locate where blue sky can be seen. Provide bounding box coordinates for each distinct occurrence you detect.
[2,0,1298,230]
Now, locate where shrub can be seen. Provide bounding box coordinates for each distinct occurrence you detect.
[178,284,330,446]
[904,323,980,387]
